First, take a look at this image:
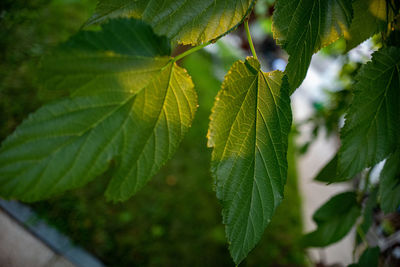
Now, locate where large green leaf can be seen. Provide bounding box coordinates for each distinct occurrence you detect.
[208,57,292,263]
[302,192,360,247]
[338,47,400,179]
[86,0,256,45]
[272,0,353,90]
[379,150,400,214]
[345,0,394,51]
[0,19,197,202]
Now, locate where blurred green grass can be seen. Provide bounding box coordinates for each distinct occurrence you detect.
[0,1,307,266]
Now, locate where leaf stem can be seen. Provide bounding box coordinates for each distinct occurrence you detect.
[356,226,368,247]
[244,19,258,60]
[172,41,212,62]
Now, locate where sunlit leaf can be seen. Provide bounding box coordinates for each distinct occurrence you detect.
[208,57,292,263]
[0,19,197,202]
[338,47,400,179]
[40,18,171,94]
[87,0,256,45]
[272,0,353,90]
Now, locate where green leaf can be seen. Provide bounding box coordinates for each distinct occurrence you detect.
[0,19,197,202]
[302,192,360,247]
[39,18,171,94]
[338,47,400,179]
[272,0,353,90]
[379,150,400,214]
[345,0,394,51]
[349,247,380,267]
[207,57,292,264]
[314,154,341,183]
[87,0,256,45]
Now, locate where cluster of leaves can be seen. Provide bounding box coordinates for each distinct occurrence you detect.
[0,0,399,264]
[301,1,400,265]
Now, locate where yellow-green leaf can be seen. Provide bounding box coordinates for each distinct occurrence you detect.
[0,19,197,202]
[87,0,256,45]
[39,18,171,95]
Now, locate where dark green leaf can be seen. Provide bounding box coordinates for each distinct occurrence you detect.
[379,150,400,214]
[208,57,292,264]
[314,154,342,183]
[0,19,197,202]
[338,47,400,179]
[272,0,353,90]
[349,246,380,267]
[345,0,394,51]
[87,0,256,45]
[302,192,361,247]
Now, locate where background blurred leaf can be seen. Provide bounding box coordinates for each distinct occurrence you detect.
[0,0,97,139]
[302,192,360,247]
[349,246,380,267]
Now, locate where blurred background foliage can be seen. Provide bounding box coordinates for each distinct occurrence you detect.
[0,0,307,266]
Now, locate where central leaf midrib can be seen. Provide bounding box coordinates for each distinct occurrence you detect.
[111,63,176,194]
[217,74,259,163]
[238,70,261,259]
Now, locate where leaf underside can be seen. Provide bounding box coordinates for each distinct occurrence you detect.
[338,47,400,179]
[87,0,256,45]
[272,0,353,90]
[208,57,292,264]
[0,19,197,202]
